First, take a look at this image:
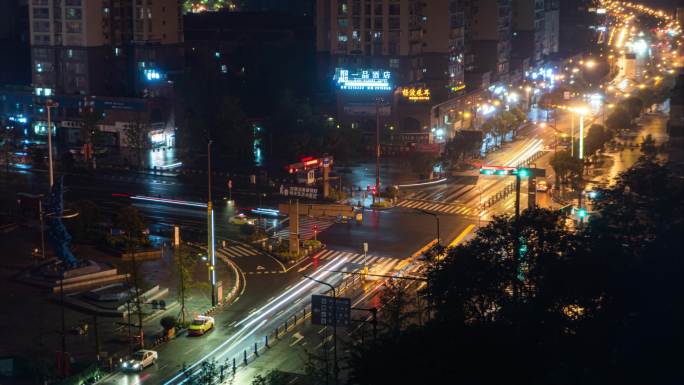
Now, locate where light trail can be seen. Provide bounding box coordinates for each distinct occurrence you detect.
[235,255,348,327]
[162,256,348,385]
[397,178,448,188]
[130,195,208,208]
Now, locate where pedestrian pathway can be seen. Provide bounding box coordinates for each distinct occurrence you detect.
[273,216,335,240]
[395,199,480,216]
[220,243,261,258]
[406,184,474,202]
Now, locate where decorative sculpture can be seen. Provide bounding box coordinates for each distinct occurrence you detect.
[45,176,78,268]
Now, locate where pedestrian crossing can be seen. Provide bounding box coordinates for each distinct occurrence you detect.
[273,216,335,240]
[219,243,261,258]
[396,199,480,216]
[406,184,474,202]
[315,249,405,277]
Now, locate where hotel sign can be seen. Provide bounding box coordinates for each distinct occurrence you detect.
[334,68,392,91]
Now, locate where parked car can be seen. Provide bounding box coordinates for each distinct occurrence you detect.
[188,315,214,336]
[121,350,157,372]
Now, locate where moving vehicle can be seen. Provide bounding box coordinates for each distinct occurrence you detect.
[121,350,157,372]
[229,213,256,226]
[536,180,550,192]
[188,315,214,336]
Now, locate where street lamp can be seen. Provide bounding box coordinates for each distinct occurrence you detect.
[207,140,216,306]
[412,208,440,246]
[571,107,589,160]
[41,100,59,187]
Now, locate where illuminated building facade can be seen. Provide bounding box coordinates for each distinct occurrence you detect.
[316,0,465,102]
[29,0,183,97]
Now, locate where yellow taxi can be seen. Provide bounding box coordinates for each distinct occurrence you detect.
[188,315,214,336]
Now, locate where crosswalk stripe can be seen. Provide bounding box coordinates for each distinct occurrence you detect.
[445,185,472,201]
[227,247,248,257]
[236,245,257,255]
[320,250,340,260]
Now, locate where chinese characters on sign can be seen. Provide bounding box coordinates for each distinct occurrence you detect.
[280,185,319,200]
[311,295,351,327]
[335,68,392,91]
[401,87,431,101]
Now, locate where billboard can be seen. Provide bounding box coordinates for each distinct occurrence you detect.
[334,68,392,91]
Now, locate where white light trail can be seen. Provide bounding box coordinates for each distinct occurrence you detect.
[130,195,208,208]
[163,256,348,385]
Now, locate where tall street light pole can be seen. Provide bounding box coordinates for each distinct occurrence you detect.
[413,208,440,246]
[374,97,381,203]
[207,140,216,306]
[303,275,338,385]
[45,99,59,187]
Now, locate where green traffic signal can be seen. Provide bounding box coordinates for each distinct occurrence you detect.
[516,168,530,177]
[577,208,588,218]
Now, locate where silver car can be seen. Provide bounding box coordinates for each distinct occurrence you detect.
[121,350,158,372]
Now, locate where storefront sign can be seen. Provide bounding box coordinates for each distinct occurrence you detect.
[401,87,431,101]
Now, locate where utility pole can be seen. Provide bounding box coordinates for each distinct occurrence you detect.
[60,270,66,363]
[207,140,216,306]
[374,97,381,203]
[39,199,46,260]
[45,100,58,188]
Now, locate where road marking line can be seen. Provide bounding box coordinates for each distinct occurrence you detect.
[448,224,476,248]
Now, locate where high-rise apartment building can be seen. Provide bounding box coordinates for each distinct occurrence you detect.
[315,0,465,100]
[463,0,511,85]
[511,0,545,66]
[29,0,183,97]
[543,0,559,57]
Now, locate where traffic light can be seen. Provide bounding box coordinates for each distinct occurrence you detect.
[515,168,530,178]
[577,208,588,220]
[479,166,531,177]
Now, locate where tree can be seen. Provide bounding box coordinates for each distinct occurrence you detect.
[0,125,15,174]
[377,279,416,339]
[622,96,644,119]
[175,244,202,323]
[116,205,147,348]
[605,106,631,131]
[479,119,496,153]
[160,316,176,331]
[66,200,100,242]
[347,160,683,385]
[252,370,296,385]
[550,150,583,187]
[509,107,527,137]
[124,113,149,169]
[584,123,611,156]
[409,152,437,179]
[640,134,657,158]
